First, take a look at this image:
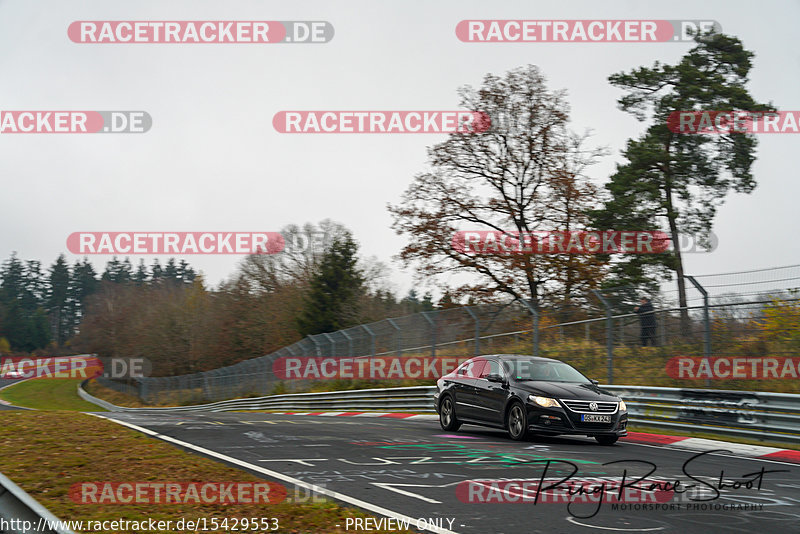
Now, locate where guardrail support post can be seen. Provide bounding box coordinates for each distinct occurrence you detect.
[592,290,614,385]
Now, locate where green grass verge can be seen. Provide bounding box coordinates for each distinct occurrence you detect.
[0,411,416,534]
[0,378,105,411]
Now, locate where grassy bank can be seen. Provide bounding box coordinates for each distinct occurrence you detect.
[0,378,104,411]
[0,411,415,534]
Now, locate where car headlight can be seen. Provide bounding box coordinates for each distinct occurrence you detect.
[619,400,627,412]
[529,395,559,408]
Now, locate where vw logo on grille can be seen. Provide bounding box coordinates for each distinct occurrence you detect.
[589,402,599,412]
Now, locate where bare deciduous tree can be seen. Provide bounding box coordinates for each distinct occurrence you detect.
[389,65,607,310]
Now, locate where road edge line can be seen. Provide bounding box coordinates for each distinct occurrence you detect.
[89,413,459,534]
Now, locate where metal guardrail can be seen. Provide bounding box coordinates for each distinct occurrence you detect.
[78,381,437,413]
[79,382,800,444]
[0,472,75,534]
[604,385,800,444]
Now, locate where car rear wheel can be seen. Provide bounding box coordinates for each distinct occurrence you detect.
[439,396,461,431]
[506,402,528,441]
[595,435,619,446]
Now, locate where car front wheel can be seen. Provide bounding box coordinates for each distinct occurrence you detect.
[439,396,461,431]
[507,402,528,441]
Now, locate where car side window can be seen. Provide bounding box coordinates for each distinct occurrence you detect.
[478,359,501,379]
[457,359,486,378]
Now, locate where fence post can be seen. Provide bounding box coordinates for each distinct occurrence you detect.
[592,290,614,385]
[309,335,322,357]
[323,332,336,358]
[686,275,712,387]
[361,324,376,379]
[362,324,376,358]
[465,307,480,357]
[341,330,354,357]
[518,299,539,357]
[387,319,401,357]
[422,311,437,358]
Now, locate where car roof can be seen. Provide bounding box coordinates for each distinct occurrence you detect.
[470,354,562,363]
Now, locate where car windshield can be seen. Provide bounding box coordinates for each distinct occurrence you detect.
[502,359,590,383]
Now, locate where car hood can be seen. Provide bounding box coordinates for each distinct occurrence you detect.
[513,381,620,401]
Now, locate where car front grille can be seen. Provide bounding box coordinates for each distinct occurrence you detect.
[559,399,618,414]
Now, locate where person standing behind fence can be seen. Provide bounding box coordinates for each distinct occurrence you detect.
[634,297,657,346]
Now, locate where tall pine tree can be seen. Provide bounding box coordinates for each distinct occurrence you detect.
[297,233,364,336]
[592,31,775,331]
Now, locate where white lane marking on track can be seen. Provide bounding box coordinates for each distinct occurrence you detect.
[566,516,665,531]
[674,438,784,456]
[371,481,464,504]
[622,441,800,467]
[90,413,459,534]
[258,459,329,466]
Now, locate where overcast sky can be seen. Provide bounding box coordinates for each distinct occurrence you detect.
[1,0,798,298]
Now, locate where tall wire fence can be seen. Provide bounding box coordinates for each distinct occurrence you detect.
[97,265,800,404]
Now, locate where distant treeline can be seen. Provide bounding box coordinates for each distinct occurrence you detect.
[0,222,440,375]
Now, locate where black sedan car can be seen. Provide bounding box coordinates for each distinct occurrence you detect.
[433,354,627,445]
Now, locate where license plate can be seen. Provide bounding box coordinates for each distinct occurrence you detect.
[581,414,611,423]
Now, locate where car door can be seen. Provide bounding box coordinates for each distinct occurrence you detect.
[452,358,486,420]
[473,358,509,424]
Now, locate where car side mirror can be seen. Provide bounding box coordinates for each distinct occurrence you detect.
[486,374,505,383]
[590,379,599,386]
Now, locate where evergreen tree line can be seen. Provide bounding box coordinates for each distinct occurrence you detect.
[0,224,435,375]
[0,254,196,354]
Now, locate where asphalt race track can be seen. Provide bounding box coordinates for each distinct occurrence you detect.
[0,378,27,410]
[101,412,800,534]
